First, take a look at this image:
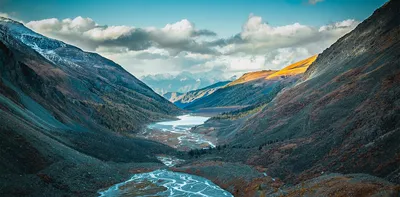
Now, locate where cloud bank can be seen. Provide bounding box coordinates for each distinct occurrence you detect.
[26,17,217,55]
[24,15,359,78]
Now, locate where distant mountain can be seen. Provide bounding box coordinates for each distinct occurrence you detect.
[162,91,185,103]
[183,55,317,111]
[163,81,231,108]
[0,17,180,196]
[141,71,229,95]
[227,70,277,86]
[266,55,318,80]
[193,0,400,190]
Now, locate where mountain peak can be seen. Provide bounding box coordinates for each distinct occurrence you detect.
[266,55,318,80]
[0,17,22,25]
[228,70,277,86]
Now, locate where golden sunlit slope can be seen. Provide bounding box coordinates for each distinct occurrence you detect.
[266,55,318,80]
[227,70,277,86]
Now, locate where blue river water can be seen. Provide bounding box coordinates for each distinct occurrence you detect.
[99,115,233,197]
[98,170,233,197]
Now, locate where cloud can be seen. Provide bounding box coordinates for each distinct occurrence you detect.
[26,17,218,56]
[309,0,324,5]
[214,15,359,56]
[24,15,358,78]
[0,12,9,18]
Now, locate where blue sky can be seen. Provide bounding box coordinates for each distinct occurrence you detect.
[2,0,387,37]
[0,0,388,78]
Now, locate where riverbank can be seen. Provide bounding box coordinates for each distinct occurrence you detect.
[137,115,217,151]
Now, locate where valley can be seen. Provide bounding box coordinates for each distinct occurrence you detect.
[138,114,216,151]
[1,0,400,197]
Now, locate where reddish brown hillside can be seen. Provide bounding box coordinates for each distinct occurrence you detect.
[229,0,400,185]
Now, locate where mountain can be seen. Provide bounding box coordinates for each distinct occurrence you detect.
[162,91,185,103]
[141,71,228,95]
[0,17,181,196]
[227,70,277,86]
[187,1,400,194]
[0,17,181,133]
[163,81,231,108]
[266,55,318,80]
[183,55,318,111]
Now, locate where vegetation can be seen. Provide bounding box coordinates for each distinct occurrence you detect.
[211,82,285,120]
[187,145,228,157]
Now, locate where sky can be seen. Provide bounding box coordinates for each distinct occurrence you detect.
[0,0,387,79]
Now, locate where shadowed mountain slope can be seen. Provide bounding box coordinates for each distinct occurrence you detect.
[0,17,181,196]
[218,0,400,185]
[164,81,231,108]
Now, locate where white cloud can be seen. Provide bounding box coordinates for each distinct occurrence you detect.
[217,15,359,55]
[27,17,96,33]
[26,17,217,55]
[0,12,9,18]
[23,15,359,78]
[84,26,134,41]
[241,15,312,39]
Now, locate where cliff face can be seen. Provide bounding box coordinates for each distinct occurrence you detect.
[227,0,400,184]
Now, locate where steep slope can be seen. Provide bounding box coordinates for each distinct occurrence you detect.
[218,0,400,185]
[0,17,181,133]
[184,56,317,111]
[266,55,318,80]
[162,91,184,103]
[0,18,181,196]
[166,81,231,108]
[227,70,277,86]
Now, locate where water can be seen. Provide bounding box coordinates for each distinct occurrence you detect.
[98,115,232,196]
[155,115,209,126]
[98,170,233,197]
[142,115,216,150]
[156,155,185,167]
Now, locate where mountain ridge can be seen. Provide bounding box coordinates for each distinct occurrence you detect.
[163,80,232,108]
[0,17,182,196]
[183,55,318,111]
[189,0,400,189]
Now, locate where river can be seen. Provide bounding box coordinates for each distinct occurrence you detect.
[98,169,232,197]
[140,114,216,150]
[98,115,233,197]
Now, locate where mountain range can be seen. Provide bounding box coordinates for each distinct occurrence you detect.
[180,55,318,111]
[141,71,233,95]
[162,80,231,108]
[1,0,400,196]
